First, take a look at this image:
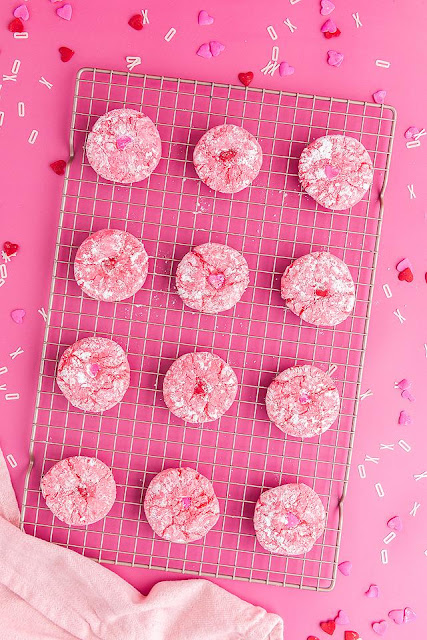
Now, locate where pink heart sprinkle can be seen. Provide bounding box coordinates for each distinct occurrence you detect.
[57,3,72,20]
[116,135,133,151]
[321,18,337,33]
[404,607,417,623]
[196,43,212,59]
[372,620,388,636]
[396,257,412,272]
[388,609,405,625]
[182,497,192,508]
[327,50,344,67]
[325,164,340,179]
[279,61,295,77]
[10,308,26,324]
[89,363,100,377]
[13,4,29,20]
[198,10,214,25]
[398,410,411,426]
[396,378,411,390]
[338,560,352,576]
[401,389,415,402]
[285,512,299,528]
[365,584,380,598]
[209,40,225,57]
[208,273,225,289]
[404,126,419,140]
[387,515,403,532]
[335,610,350,625]
[320,0,335,15]
[373,90,387,104]
[299,393,310,404]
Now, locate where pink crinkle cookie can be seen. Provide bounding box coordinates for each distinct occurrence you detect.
[176,242,249,313]
[163,351,238,423]
[86,108,161,183]
[254,483,326,555]
[41,456,116,526]
[298,135,374,210]
[144,467,220,543]
[56,337,130,412]
[74,228,149,302]
[281,251,356,326]
[266,364,340,438]
[193,124,263,193]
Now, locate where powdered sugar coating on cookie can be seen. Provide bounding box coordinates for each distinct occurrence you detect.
[56,337,130,412]
[281,251,356,326]
[74,229,149,302]
[298,135,374,210]
[86,108,161,183]
[254,483,326,555]
[163,351,238,423]
[41,456,116,526]
[266,364,340,438]
[193,124,263,193]
[176,243,249,313]
[144,467,220,543]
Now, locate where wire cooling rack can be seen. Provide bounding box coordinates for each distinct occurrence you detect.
[20,68,396,590]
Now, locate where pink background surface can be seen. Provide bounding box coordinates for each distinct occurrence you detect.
[0,1,426,638]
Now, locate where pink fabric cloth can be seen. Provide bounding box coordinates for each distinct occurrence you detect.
[0,450,283,640]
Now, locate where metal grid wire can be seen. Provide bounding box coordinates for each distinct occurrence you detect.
[20,68,396,590]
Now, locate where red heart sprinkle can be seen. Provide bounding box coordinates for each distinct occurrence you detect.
[59,46,75,62]
[308,637,320,640]
[425,272,427,284]
[8,17,24,33]
[128,14,143,30]
[344,633,360,640]
[50,160,67,175]
[238,71,254,87]
[398,267,413,282]
[320,620,336,635]
[3,241,19,256]
[315,289,328,297]
[324,28,341,38]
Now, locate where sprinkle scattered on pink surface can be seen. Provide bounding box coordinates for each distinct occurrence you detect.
[365,584,380,598]
[398,410,412,425]
[198,10,214,25]
[327,50,344,67]
[320,0,335,15]
[373,90,387,104]
[10,309,25,324]
[56,3,73,20]
[387,515,403,531]
[338,560,352,576]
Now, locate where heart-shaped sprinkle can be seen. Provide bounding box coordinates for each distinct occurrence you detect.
[50,160,67,175]
[279,61,295,76]
[3,241,19,256]
[365,584,380,598]
[404,126,419,140]
[196,43,212,58]
[13,4,29,20]
[338,560,352,576]
[57,4,72,20]
[321,18,337,32]
[11,309,26,324]
[372,620,387,636]
[315,289,328,297]
[320,620,335,635]
[198,10,214,25]
[320,0,335,15]
[397,378,411,390]
[209,40,225,57]
[8,17,24,32]
[238,71,254,87]
[398,267,413,282]
[388,609,404,625]
[59,46,75,62]
[387,515,403,531]
[324,28,341,39]
[404,607,417,623]
[335,610,350,625]
[373,90,387,104]
[285,512,299,527]
[128,14,143,30]
[89,363,100,376]
[401,389,415,402]
[208,273,225,289]
[116,135,133,151]
[344,632,359,640]
[182,496,192,508]
[327,50,344,67]
[398,410,411,426]
[396,257,412,272]
[308,637,320,640]
[325,164,339,179]
[299,392,310,404]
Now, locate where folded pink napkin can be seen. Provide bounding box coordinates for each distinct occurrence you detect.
[0,449,283,640]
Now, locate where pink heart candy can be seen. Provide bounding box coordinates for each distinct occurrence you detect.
[198,10,214,25]
[338,560,352,576]
[401,389,415,402]
[404,126,419,140]
[335,610,350,625]
[10,308,26,324]
[208,273,225,289]
[396,378,410,390]
[372,620,388,636]
[279,61,295,77]
[57,3,72,20]
[320,0,335,15]
[387,515,403,532]
[116,135,133,150]
[388,609,405,625]
[209,40,225,57]
[325,164,339,179]
[196,43,212,58]
[321,18,337,33]
[327,50,344,67]
[365,584,380,598]
[396,257,412,272]
[373,90,387,104]
[404,607,417,623]
[285,512,299,527]
[13,4,29,20]
[89,363,100,377]
[182,496,192,508]
[398,410,411,426]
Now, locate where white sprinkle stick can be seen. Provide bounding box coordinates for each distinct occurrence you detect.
[407,184,416,199]
[0,279,5,289]
[5,393,19,401]
[28,129,38,144]
[0,366,7,376]
[414,128,426,140]
[424,344,427,358]
[3,74,17,82]
[126,56,141,72]
[283,17,297,33]
[39,76,53,89]
[0,112,4,127]
[271,45,279,62]
[6,454,17,468]
[267,25,278,40]
[11,59,21,75]
[260,60,280,76]
[38,307,48,321]
[10,347,24,360]
[393,309,406,324]
[0,384,6,392]
[0,264,7,279]
[383,531,396,544]
[358,464,366,479]
[398,439,411,452]
[18,101,25,117]
[382,284,392,298]
[365,455,380,464]
[375,482,385,498]
[376,59,391,69]
[164,27,176,42]
[360,389,373,401]
[381,549,388,564]
[289,0,302,4]
[14,32,28,39]
[352,12,362,27]
[328,363,338,375]
[406,140,421,149]
[141,9,149,24]
[380,443,394,450]
[414,470,427,481]
[410,502,421,516]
